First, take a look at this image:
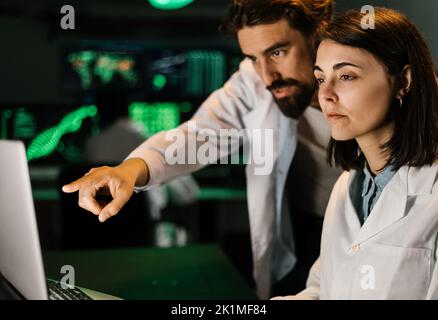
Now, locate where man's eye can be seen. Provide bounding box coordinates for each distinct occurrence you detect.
[272,50,284,58]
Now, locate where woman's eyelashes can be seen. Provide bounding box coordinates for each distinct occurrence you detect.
[339,74,357,81]
[314,73,357,86]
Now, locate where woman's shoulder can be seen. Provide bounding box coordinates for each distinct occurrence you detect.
[335,170,354,188]
[432,161,438,194]
[406,162,438,195]
[328,170,353,199]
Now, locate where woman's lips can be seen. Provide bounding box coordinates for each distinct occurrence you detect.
[326,112,347,121]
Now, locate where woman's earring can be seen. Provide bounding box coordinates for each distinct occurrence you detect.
[399,97,403,108]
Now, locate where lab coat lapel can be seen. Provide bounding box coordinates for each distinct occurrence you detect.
[242,98,278,299]
[344,171,362,238]
[352,166,409,245]
[275,113,297,215]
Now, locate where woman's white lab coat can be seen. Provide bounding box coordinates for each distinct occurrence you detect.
[298,163,438,299]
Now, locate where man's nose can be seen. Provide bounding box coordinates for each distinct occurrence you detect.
[260,61,281,86]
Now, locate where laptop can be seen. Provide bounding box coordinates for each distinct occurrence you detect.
[0,140,121,300]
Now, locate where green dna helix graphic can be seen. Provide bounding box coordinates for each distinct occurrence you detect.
[27,105,97,161]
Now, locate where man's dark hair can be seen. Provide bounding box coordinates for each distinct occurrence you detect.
[322,8,438,171]
[219,0,334,36]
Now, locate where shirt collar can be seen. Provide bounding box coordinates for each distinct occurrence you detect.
[361,162,397,196]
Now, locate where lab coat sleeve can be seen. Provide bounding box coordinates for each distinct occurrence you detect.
[426,182,438,300]
[296,257,321,299]
[426,231,438,299]
[125,59,258,191]
[271,258,321,300]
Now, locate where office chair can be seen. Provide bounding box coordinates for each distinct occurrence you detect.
[57,163,154,250]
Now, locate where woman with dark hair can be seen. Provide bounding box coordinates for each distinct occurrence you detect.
[274,7,438,299]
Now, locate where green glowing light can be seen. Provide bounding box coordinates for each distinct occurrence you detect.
[89,105,98,117]
[27,105,97,161]
[68,51,138,90]
[186,50,225,96]
[129,102,183,137]
[14,108,37,139]
[149,0,194,10]
[68,51,96,90]
[152,74,167,91]
[197,188,246,200]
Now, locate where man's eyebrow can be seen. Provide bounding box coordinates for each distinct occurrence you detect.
[313,62,362,72]
[242,53,255,60]
[242,41,291,60]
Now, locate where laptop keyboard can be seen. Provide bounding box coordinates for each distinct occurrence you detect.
[47,280,92,300]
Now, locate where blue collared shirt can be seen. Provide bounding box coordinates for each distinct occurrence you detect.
[350,162,397,225]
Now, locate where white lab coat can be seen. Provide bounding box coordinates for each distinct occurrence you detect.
[128,60,297,298]
[296,163,438,300]
[127,59,299,299]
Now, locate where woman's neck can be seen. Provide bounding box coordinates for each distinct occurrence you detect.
[356,122,395,176]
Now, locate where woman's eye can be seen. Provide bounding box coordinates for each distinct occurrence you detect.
[340,74,355,81]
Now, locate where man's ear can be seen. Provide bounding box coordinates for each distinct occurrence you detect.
[396,65,412,99]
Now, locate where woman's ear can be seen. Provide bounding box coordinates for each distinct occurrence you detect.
[396,65,412,99]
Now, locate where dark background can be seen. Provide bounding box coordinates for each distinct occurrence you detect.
[0,0,436,291]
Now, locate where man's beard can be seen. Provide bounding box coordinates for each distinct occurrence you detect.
[267,79,316,119]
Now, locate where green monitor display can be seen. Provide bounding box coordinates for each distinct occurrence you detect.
[0,102,189,163]
[63,49,141,93]
[61,44,240,100]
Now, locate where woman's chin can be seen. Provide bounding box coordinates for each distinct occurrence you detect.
[331,131,355,141]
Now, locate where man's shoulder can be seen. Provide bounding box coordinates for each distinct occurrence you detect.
[215,59,274,114]
[227,59,268,96]
[238,58,257,77]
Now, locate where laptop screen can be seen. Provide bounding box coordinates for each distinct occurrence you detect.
[0,140,48,300]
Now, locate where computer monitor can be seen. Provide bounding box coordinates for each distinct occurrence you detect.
[0,140,121,300]
[60,41,242,100]
[0,101,189,164]
[0,104,98,163]
[1,41,242,164]
[61,46,143,95]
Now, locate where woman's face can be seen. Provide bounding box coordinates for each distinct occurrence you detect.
[314,40,396,142]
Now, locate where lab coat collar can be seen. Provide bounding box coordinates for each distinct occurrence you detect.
[346,164,438,245]
[347,166,408,245]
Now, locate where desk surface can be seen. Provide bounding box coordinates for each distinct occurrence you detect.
[43,244,257,300]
